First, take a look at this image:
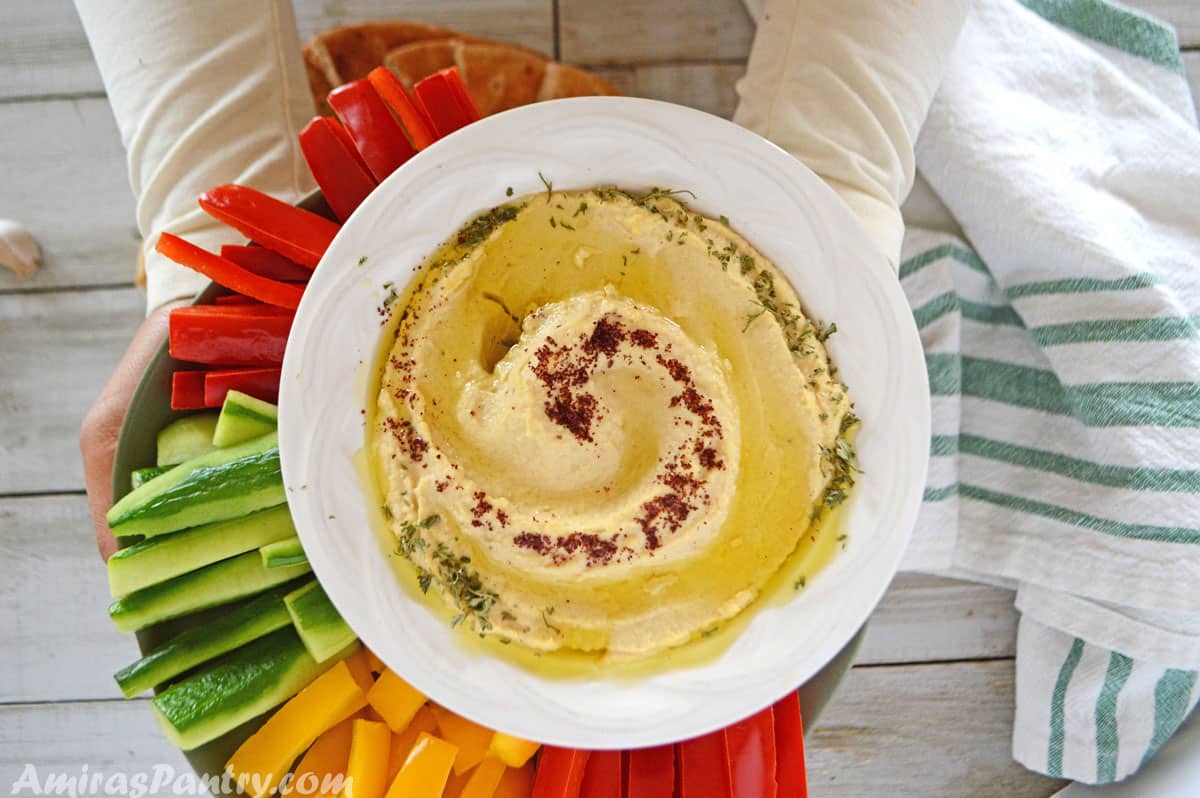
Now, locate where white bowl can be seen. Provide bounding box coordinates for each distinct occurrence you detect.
[279,97,929,748]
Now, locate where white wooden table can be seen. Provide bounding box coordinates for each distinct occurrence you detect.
[1,2,1197,795]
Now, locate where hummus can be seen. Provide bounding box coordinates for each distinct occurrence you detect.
[372,187,857,659]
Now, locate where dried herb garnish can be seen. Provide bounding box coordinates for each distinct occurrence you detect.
[456,204,521,247]
[637,187,697,205]
[537,171,553,202]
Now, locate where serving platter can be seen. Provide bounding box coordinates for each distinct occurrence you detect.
[280,97,930,749]
[110,188,868,780]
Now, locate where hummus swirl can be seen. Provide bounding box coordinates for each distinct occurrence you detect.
[373,188,855,659]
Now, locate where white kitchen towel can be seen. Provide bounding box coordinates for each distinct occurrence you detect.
[900,0,1200,783]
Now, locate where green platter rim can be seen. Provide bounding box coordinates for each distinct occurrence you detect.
[108,191,863,780]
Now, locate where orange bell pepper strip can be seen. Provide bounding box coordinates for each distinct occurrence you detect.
[387,705,439,783]
[679,728,733,797]
[412,67,475,138]
[625,745,674,798]
[328,79,417,182]
[292,716,355,798]
[430,706,494,774]
[460,757,507,798]
[220,245,312,282]
[531,747,590,798]
[367,67,437,150]
[772,692,808,798]
[579,749,621,798]
[385,732,458,798]
[198,184,339,269]
[299,116,378,222]
[156,233,304,309]
[725,707,778,798]
[494,763,535,798]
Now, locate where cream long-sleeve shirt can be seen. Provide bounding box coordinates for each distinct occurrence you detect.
[76,0,964,310]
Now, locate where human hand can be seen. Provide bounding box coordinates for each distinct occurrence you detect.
[80,299,187,561]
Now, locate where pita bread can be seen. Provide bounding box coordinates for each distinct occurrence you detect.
[537,62,620,102]
[452,41,547,116]
[382,40,457,88]
[303,20,619,118]
[305,21,456,90]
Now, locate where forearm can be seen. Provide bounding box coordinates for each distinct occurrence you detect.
[734,0,967,267]
[74,0,316,312]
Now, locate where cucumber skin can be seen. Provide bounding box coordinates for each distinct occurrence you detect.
[107,432,283,539]
[157,413,220,466]
[151,627,358,751]
[107,506,296,597]
[131,466,172,489]
[260,537,307,569]
[213,391,278,447]
[108,551,312,633]
[114,590,296,697]
[285,581,357,663]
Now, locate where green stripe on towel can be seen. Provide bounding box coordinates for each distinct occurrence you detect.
[923,484,959,502]
[1140,670,1199,769]
[959,484,1200,543]
[1049,638,1086,778]
[1007,273,1159,299]
[1017,0,1184,74]
[900,243,988,280]
[1095,652,1134,783]
[926,354,1200,427]
[1032,316,1200,346]
[913,292,1025,330]
[958,434,1200,492]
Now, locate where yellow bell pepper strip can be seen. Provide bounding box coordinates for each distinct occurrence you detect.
[342,719,391,798]
[461,757,507,798]
[156,233,304,310]
[431,706,494,774]
[384,732,458,798]
[226,659,367,798]
[387,705,438,782]
[494,762,535,798]
[343,649,377,694]
[292,717,355,798]
[489,732,541,768]
[367,669,427,732]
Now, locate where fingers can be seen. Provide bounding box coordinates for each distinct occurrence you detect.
[80,300,186,561]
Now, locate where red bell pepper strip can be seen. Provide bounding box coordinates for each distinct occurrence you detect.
[531,747,590,798]
[679,729,733,798]
[212,294,257,305]
[169,305,293,367]
[772,692,807,798]
[725,708,778,798]
[579,750,621,798]
[413,67,475,137]
[197,184,339,269]
[221,245,312,282]
[156,233,303,310]
[328,78,417,182]
[298,116,378,222]
[445,68,482,123]
[625,745,674,798]
[203,367,281,407]
[170,371,207,410]
[367,66,437,150]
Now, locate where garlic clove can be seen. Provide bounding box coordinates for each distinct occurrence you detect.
[0,219,41,278]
